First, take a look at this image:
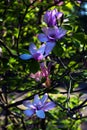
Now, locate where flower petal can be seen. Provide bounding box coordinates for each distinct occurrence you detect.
[33,94,41,106]
[36,110,45,119]
[40,63,49,77]
[56,27,67,39]
[44,41,56,56]
[23,101,36,109]
[37,44,46,55]
[33,53,44,61]
[42,101,56,111]
[38,33,48,42]
[24,109,34,117]
[41,93,48,104]
[56,12,63,19]
[29,43,37,55]
[42,27,57,41]
[19,54,33,60]
[44,11,51,25]
[30,72,42,81]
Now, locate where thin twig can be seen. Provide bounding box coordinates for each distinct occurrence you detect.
[0,39,17,57]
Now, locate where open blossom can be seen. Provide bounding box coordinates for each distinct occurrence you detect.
[23,93,56,119]
[44,9,63,27]
[30,62,51,81]
[38,27,67,43]
[20,42,55,61]
[38,26,67,51]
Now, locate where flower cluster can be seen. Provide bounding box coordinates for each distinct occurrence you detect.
[20,9,67,61]
[20,9,67,119]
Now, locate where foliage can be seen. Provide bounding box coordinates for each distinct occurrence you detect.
[0,0,87,130]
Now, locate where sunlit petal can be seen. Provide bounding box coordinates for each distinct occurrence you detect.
[42,101,56,111]
[41,93,48,105]
[57,27,67,39]
[38,33,48,42]
[24,109,34,117]
[23,101,36,109]
[36,110,45,119]
[44,42,56,56]
[37,44,46,54]
[33,94,41,106]
[30,72,42,81]
[56,12,63,19]
[19,54,33,60]
[29,43,37,55]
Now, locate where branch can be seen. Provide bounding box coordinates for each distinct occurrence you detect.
[16,0,37,55]
[71,99,87,111]
[0,39,17,57]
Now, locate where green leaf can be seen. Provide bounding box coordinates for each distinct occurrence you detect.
[73,33,85,42]
[46,112,56,120]
[53,43,64,57]
[29,60,40,73]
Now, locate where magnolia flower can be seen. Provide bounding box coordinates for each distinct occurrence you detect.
[30,71,42,81]
[30,62,51,81]
[44,9,63,27]
[38,27,67,43]
[23,93,56,119]
[20,42,55,61]
[38,26,67,51]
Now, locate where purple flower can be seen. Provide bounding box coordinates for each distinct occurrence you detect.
[23,93,56,119]
[30,62,51,81]
[44,9,63,27]
[40,62,51,77]
[30,71,42,81]
[20,42,55,61]
[38,26,67,51]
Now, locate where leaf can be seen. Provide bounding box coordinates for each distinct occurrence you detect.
[46,112,56,120]
[29,60,40,73]
[53,43,64,57]
[73,33,85,42]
